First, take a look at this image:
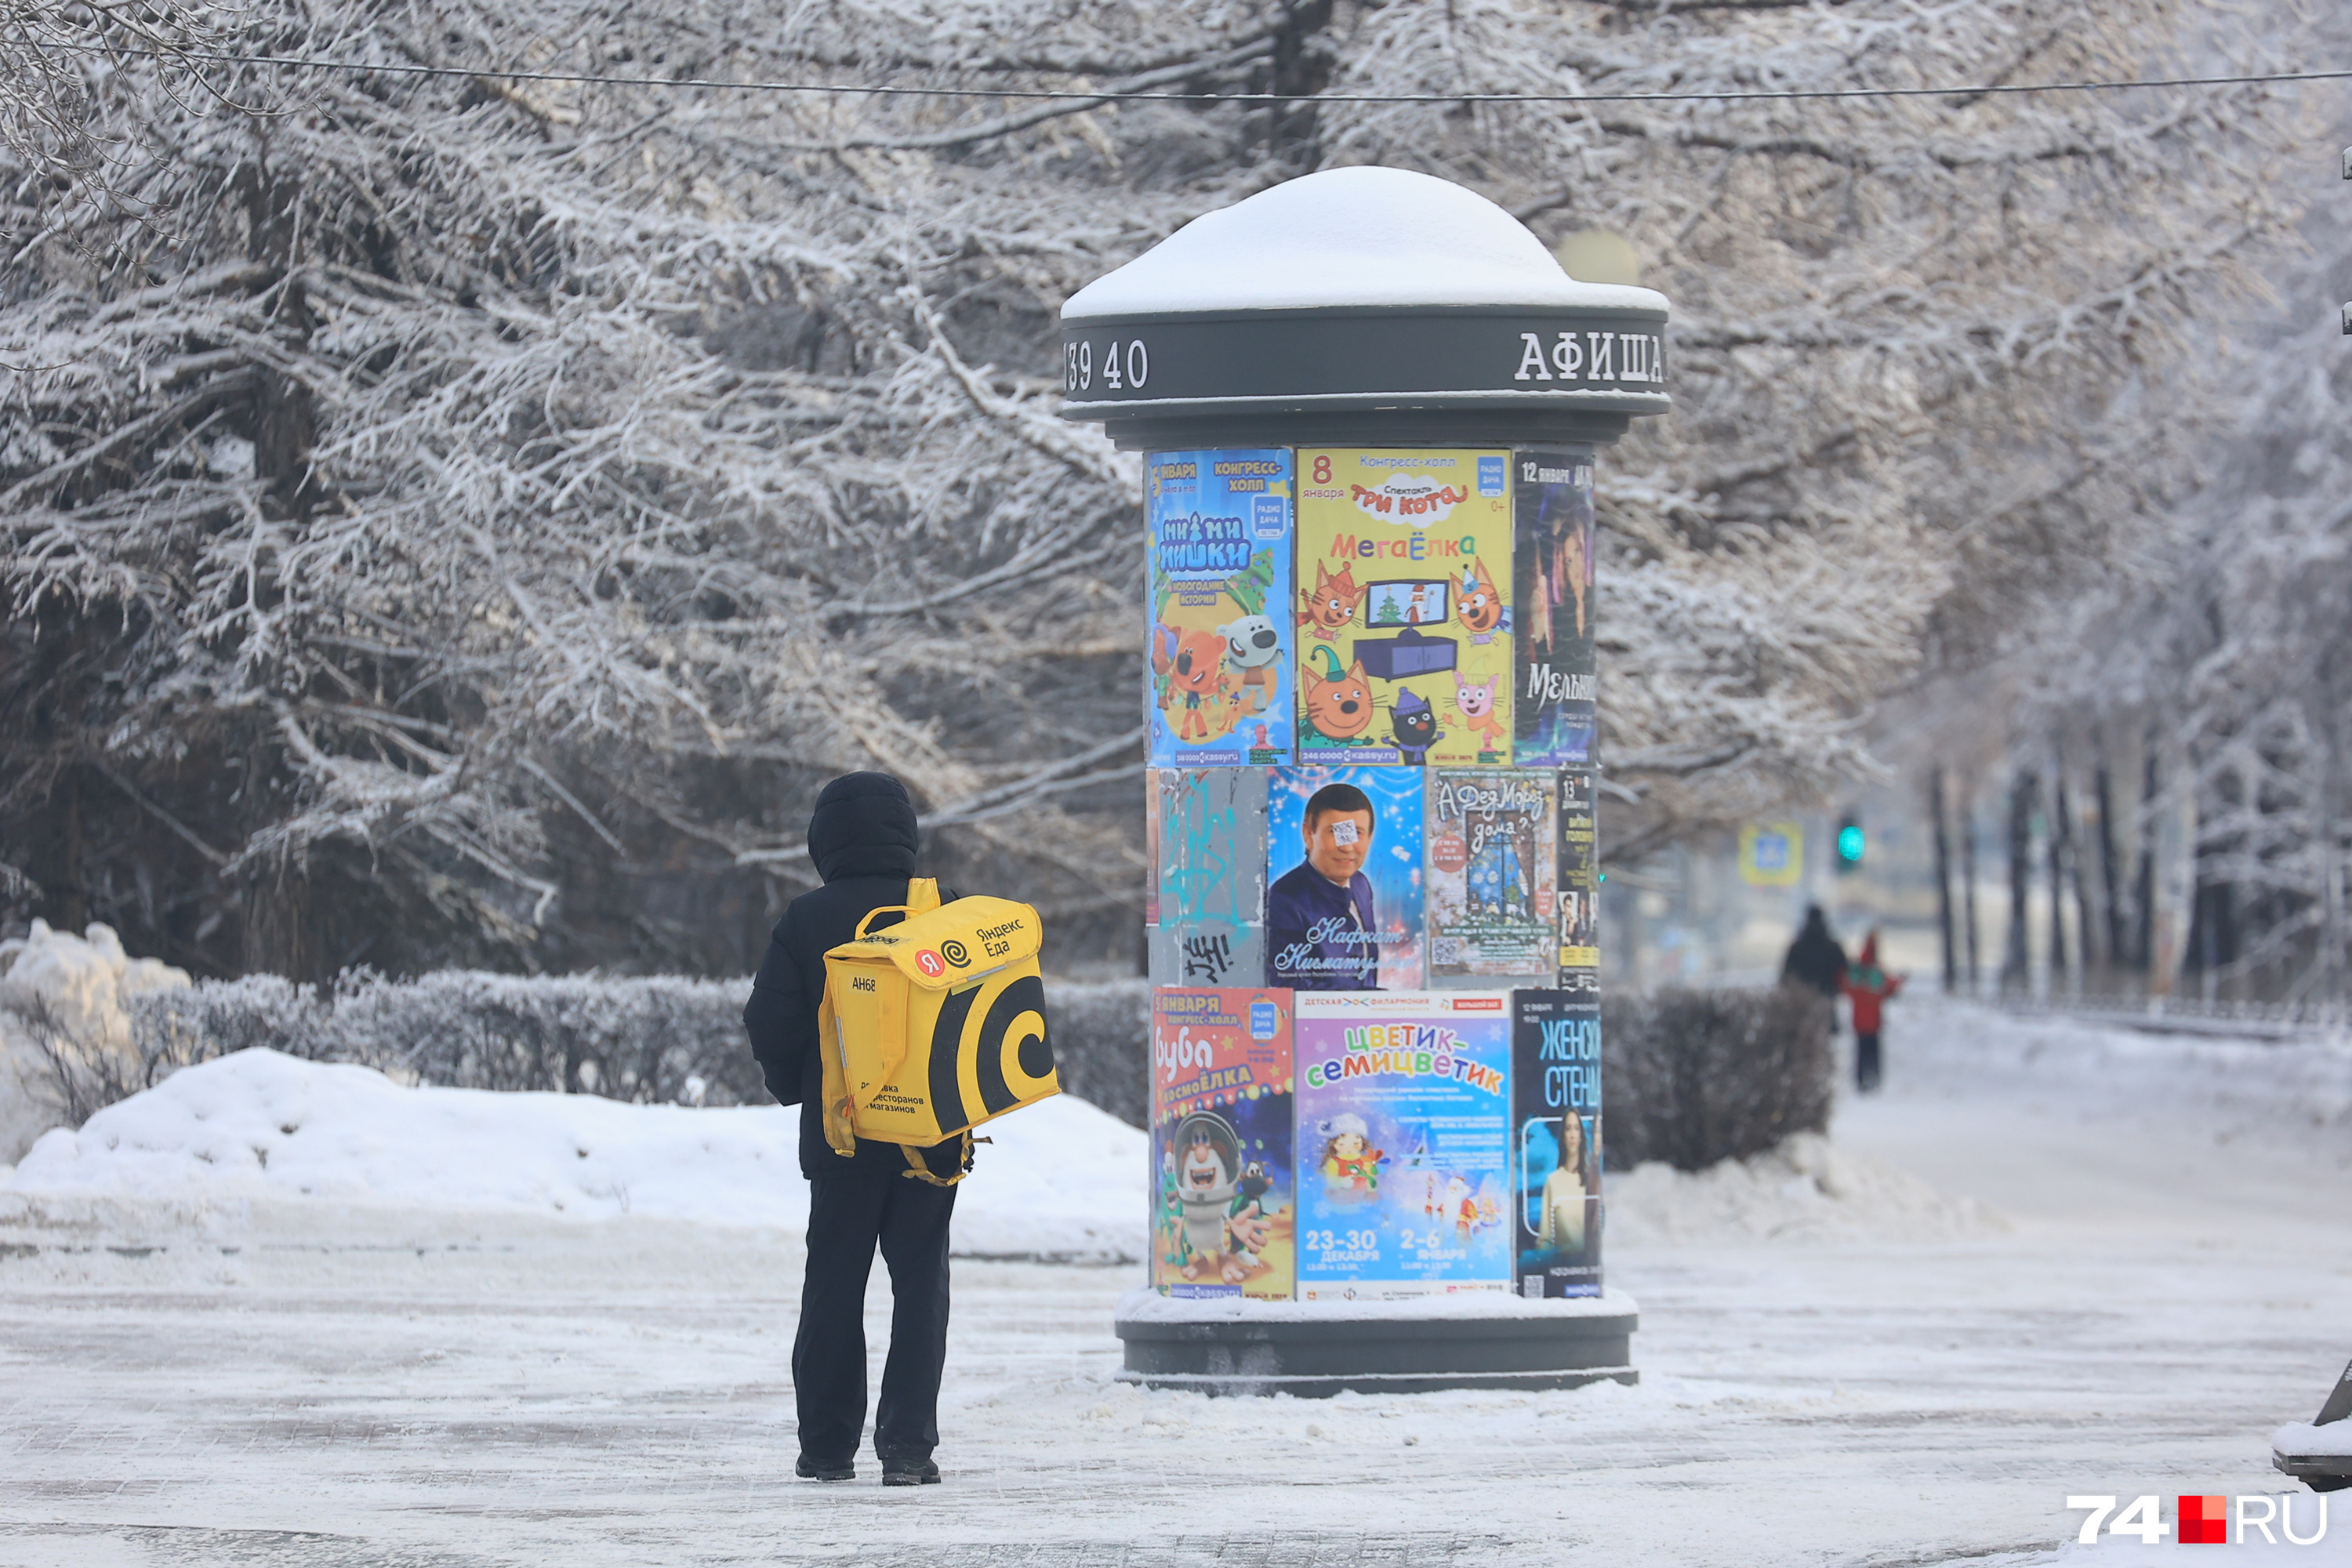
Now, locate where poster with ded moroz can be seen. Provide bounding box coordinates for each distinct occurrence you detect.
[1294,993,1514,1300]
[1511,449,1597,767]
[1425,769,1556,983]
[1147,450,1294,767]
[1294,450,1512,768]
[1150,988,1296,1301]
[1264,765,1424,992]
[1513,989,1602,1299]
[1149,768,1269,990]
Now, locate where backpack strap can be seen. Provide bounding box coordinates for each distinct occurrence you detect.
[898,1131,986,1189]
[826,878,947,1164]
[815,989,859,1160]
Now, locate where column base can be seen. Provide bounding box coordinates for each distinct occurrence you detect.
[1113,1286,1638,1399]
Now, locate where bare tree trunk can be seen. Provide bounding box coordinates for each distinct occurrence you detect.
[1930,767,1957,994]
[2095,760,2125,986]
[2003,768,2036,995]
[2074,764,2103,979]
[2048,765,2072,985]
[2134,740,2158,974]
[1961,777,1981,995]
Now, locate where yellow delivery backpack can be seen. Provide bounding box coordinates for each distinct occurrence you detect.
[815,881,1058,1185]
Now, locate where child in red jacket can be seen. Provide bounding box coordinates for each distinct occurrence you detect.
[1841,933,1904,1094]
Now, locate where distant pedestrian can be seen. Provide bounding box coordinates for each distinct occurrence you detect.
[1780,905,1848,999]
[743,772,961,1487]
[1842,932,1905,1094]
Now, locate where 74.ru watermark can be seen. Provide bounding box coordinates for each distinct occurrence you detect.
[2067,1495,2328,1545]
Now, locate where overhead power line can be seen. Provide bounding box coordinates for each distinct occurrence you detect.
[31,41,2352,107]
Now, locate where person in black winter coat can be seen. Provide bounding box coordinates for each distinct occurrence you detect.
[1780,904,1849,998]
[744,772,962,1486]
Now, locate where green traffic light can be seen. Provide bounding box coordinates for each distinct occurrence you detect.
[1837,823,1865,862]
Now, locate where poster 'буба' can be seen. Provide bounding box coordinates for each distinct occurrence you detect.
[1151,988,1296,1300]
[1513,989,1602,1299]
[1293,993,1513,1301]
[1264,765,1423,991]
[1147,450,1294,767]
[1294,449,1511,768]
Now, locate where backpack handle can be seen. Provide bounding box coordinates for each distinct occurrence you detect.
[855,905,912,940]
[853,877,942,940]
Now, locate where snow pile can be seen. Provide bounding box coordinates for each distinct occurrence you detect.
[4,1048,1146,1262]
[2270,1420,2352,1458]
[0,920,191,1163]
[1062,166,1668,318]
[1604,1132,2004,1246]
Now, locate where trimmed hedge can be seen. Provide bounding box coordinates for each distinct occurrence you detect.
[1602,983,1836,1172]
[111,971,1151,1125]
[93,971,1827,1173]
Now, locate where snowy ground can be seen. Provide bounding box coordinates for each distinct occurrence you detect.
[3,1000,2350,1566]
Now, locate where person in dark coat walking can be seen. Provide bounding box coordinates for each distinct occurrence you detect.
[1780,905,1848,998]
[744,772,962,1486]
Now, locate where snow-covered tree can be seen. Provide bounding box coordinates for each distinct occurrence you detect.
[2009,127,2352,1001]
[0,0,2308,974]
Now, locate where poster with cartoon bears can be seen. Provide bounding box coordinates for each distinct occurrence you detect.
[1149,768,1269,989]
[1293,992,1514,1300]
[1426,771,1557,983]
[1294,449,1512,768]
[1556,770,1599,991]
[1512,989,1602,1299]
[1511,449,1598,768]
[1264,765,1424,991]
[1150,987,1297,1300]
[1147,450,1295,767]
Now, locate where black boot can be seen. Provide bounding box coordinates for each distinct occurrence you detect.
[796,1454,855,1482]
[880,1454,941,1486]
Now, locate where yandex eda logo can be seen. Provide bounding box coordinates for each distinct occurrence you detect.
[2067,1494,2328,1546]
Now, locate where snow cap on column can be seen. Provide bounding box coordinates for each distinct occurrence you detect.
[1063,166,1665,318]
[1057,165,1671,448]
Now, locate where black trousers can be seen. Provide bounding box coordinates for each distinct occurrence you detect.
[1855,1031,1882,1093]
[793,1170,956,1463]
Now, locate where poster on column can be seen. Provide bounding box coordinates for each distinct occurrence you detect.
[1146,449,1295,768]
[1294,449,1512,768]
[1425,770,1557,984]
[1556,770,1599,992]
[1149,768,1269,989]
[1511,449,1597,767]
[1151,988,1296,1300]
[1294,992,1513,1300]
[1264,765,1424,990]
[1513,989,1602,1299]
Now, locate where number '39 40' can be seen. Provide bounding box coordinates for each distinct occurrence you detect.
[1065,339,1149,393]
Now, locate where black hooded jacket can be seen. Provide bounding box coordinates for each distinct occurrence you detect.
[743,773,961,1178]
[1780,907,1849,998]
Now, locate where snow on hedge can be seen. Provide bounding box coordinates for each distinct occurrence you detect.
[5,1048,1147,1264]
